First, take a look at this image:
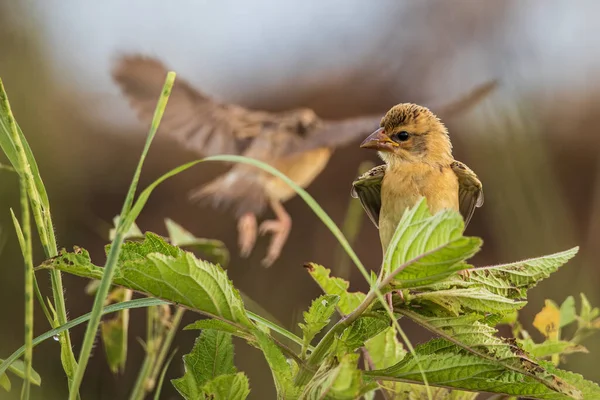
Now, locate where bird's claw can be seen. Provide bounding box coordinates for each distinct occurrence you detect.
[237,213,257,258]
[258,216,291,267]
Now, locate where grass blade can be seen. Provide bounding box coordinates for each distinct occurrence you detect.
[0,78,77,386]
[68,71,176,399]
[10,181,34,400]
[0,298,168,379]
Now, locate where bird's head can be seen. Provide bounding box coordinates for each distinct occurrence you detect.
[360,103,452,165]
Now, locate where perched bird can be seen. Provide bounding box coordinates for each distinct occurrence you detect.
[352,103,483,253]
[113,55,492,266]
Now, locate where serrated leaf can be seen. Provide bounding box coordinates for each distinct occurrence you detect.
[519,338,588,359]
[165,218,229,266]
[253,329,301,399]
[534,300,561,340]
[559,296,576,328]
[417,247,579,300]
[412,287,526,315]
[172,329,236,400]
[202,373,250,400]
[299,295,339,354]
[394,311,582,398]
[302,354,374,400]
[305,263,365,315]
[368,338,588,399]
[42,233,253,328]
[383,198,482,288]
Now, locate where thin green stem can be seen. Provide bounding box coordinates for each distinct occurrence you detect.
[68,72,175,399]
[0,78,78,383]
[149,307,185,384]
[19,181,32,400]
[10,180,33,400]
[0,298,168,378]
[153,350,177,400]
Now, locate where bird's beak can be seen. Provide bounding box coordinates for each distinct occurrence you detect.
[360,128,397,152]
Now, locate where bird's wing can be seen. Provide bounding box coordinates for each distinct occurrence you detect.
[113,55,293,157]
[287,115,382,155]
[451,161,484,228]
[288,79,497,156]
[351,164,386,228]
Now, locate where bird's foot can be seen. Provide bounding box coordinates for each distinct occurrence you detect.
[258,213,291,267]
[237,212,257,257]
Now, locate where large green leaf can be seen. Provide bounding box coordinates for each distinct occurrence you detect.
[41,233,253,328]
[367,337,600,399]
[411,287,526,315]
[364,327,477,399]
[420,248,579,299]
[305,263,365,315]
[172,329,237,399]
[383,198,482,288]
[393,312,583,398]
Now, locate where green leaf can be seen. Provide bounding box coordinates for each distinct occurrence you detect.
[578,293,598,324]
[393,311,582,398]
[165,218,229,266]
[337,315,389,354]
[100,287,131,374]
[0,372,9,392]
[42,233,253,328]
[383,198,482,288]
[368,338,591,399]
[254,329,301,399]
[519,338,588,359]
[302,354,374,400]
[433,248,579,298]
[202,373,250,400]
[299,295,339,354]
[411,287,526,315]
[172,329,236,400]
[0,358,42,395]
[560,296,576,328]
[305,263,365,315]
[364,327,406,369]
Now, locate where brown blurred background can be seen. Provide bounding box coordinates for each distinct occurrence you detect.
[1,1,599,399]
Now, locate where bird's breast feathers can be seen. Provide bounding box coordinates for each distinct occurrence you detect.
[379,163,459,249]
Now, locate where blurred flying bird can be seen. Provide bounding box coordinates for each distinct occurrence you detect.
[113,55,493,266]
[352,103,483,253]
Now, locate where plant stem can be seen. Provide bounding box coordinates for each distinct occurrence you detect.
[12,180,33,400]
[0,79,78,385]
[68,72,175,400]
[149,307,185,391]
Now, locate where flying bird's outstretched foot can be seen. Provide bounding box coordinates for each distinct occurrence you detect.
[238,212,257,258]
[258,199,291,267]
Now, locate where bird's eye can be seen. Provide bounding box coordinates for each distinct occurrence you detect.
[392,131,410,142]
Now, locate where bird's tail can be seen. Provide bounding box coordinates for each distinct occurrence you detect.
[189,169,269,218]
